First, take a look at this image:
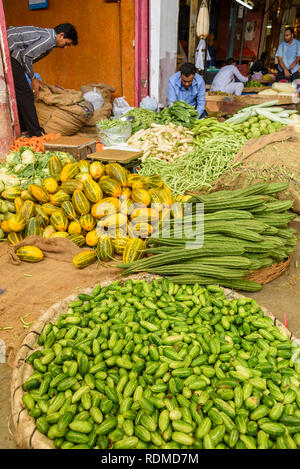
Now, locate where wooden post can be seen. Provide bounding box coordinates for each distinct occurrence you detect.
[188,0,200,63]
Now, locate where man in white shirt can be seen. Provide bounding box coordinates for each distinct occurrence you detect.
[210,58,249,95]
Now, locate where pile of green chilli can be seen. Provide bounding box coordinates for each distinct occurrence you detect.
[22,278,300,450]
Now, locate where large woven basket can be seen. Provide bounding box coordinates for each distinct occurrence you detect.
[246,257,291,285]
[10,273,300,449]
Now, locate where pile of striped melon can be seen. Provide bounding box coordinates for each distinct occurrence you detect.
[0,158,179,268]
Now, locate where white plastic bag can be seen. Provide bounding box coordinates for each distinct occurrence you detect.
[113,96,133,117]
[83,87,104,111]
[140,96,158,112]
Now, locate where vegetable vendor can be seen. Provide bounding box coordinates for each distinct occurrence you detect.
[7,23,78,137]
[275,27,300,83]
[250,52,269,81]
[167,63,206,119]
[210,58,249,95]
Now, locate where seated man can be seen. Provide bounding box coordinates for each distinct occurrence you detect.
[210,58,249,95]
[167,62,206,118]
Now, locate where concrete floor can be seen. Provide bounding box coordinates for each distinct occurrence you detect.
[1,222,300,449]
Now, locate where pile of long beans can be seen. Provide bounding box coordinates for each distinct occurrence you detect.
[22,277,300,449]
[139,133,247,196]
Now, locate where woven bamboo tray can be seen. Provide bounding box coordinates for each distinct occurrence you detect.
[10,273,299,449]
[246,257,291,285]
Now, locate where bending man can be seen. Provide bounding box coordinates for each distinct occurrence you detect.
[210,58,248,95]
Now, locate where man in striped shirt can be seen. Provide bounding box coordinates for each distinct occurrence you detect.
[210,58,249,95]
[7,23,78,137]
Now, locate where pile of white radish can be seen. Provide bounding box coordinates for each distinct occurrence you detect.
[126,123,194,162]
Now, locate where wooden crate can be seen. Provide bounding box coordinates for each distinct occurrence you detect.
[44,136,97,161]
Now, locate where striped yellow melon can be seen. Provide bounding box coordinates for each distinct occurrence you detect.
[61,157,74,166]
[60,162,79,183]
[123,238,145,263]
[160,207,171,223]
[78,160,90,173]
[28,184,49,203]
[7,231,24,245]
[100,213,128,230]
[34,205,49,227]
[42,225,56,239]
[25,217,42,237]
[61,200,77,220]
[21,190,35,202]
[126,174,142,188]
[96,234,114,261]
[72,190,90,216]
[132,180,148,191]
[112,235,129,255]
[159,185,174,205]
[50,212,68,232]
[68,234,86,247]
[143,174,163,189]
[16,246,44,263]
[106,163,127,187]
[121,187,131,198]
[42,177,58,194]
[49,156,62,181]
[171,203,184,219]
[80,214,96,232]
[119,197,134,217]
[41,203,63,216]
[50,190,70,206]
[130,207,160,222]
[85,229,99,247]
[128,221,153,238]
[20,200,35,221]
[75,173,93,184]
[68,221,82,235]
[61,179,83,194]
[131,189,151,207]
[83,179,103,203]
[14,196,24,214]
[89,161,105,180]
[1,186,23,201]
[100,178,122,198]
[8,213,27,232]
[73,250,97,269]
[1,220,11,233]
[50,231,69,239]
[91,197,119,220]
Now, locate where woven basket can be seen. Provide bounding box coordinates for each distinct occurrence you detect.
[246,257,291,285]
[10,273,300,449]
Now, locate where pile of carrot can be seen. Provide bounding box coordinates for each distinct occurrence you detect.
[10,133,61,153]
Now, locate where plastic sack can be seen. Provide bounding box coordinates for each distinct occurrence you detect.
[83,88,104,111]
[140,96,158,112]
[113,96,133,117]
[96,121,132,147]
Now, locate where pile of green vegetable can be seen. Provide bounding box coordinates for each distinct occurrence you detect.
[96,119,132,130]
[245,81,264,88]
[124,108,157,133]
[139,133,247,196]
[156,101,199,129]
[22,276,300,449]
[121,182,298,292]
[193,118,240,145]
[0,149,74,191]
[226,100,296,140]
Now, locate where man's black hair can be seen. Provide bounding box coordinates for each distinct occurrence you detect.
[285,27,294,35]
[260,52,267,62]
[54,23,78,45]
[226,58,236,65]
[180,63,196,76]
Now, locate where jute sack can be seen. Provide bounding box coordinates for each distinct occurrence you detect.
[35,84,94,136]
[10,274,300,449]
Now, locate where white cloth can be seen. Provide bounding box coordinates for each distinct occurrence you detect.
[195,39,211,71]
[223,82,245,96]
[210,65,248,93]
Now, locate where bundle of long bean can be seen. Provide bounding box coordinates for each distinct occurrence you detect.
[118,182,298,292]
[139,134,246,196]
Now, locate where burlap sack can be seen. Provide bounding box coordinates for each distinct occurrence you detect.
[0,237,122,367]
[35,84,94,136]
[10,274,300,449]
[210,126,300,214]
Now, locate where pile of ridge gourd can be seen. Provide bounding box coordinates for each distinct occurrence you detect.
[21,277,300,450]
[119,182,298,292]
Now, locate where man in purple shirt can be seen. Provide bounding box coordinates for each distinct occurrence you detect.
[167,63,206,118]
